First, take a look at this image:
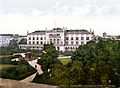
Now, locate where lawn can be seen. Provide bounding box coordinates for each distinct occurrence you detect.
[0,64,16,70]
[0,55,13,58]
[58,55,72,65]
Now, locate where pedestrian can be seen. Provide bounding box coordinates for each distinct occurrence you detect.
[35,64,37,68]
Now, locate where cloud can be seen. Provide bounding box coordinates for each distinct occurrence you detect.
[0,0,120,35]
[1,0,120,16]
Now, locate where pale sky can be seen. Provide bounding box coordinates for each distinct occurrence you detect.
[0,0,120,36]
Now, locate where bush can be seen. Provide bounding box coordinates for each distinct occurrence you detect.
[0,60,37,80]
[0,56,19,65]
[61,51,73,56]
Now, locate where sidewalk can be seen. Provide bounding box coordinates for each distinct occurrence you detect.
[28,59,43,75]
[1,78,57,88]
[20,59,43,82]
[20,72,37,82]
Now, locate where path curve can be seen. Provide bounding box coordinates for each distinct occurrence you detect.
[20,59,43,82]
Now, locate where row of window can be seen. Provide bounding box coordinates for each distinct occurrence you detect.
[28,41,84,45]
[65,47,77,49]
[29,41,44,44]
[20,46,41,49]
[66,37,90,40]
[29,37,90,41]
[29,37,45,40]
[66,41,84,45]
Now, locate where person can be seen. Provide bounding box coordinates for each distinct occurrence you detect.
[35,64,37,68]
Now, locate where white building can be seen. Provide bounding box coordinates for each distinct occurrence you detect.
[19,28,94,52]
[102,32,119,40]
[0,34,13,47]
[0,34,26,47]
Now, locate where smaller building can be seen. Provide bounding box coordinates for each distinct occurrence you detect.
[102,32,118,40]
[0,34,27,47]
[0,34,13,47]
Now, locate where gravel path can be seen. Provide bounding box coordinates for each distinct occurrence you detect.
[0,78,57,88]
[20,73,37,82]
[20,59,43,82]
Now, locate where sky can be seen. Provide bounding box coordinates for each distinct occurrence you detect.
[0,0,120,36]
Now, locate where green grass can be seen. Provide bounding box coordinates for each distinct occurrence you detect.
[0,55,13,58]
[0,64,16,70]
[58,55,72,65]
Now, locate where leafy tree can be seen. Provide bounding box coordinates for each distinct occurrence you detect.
[35,39,120,87]
[19,38,27,44]
[38,43,59,77]
[71,39,120,86]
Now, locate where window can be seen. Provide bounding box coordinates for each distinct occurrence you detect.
[29,37,31,40]
[50,39,52,43]
[40,41,43,44]
[33,37,35,40]
[76,42,78,45]
[76,37,79,40]
[37,41,39,44]
[81,41,84,45]
[29,41,31,44]
[66,41,68,45]
[44,37,46,40]
[41,37,43,40]
[86,37,89,40]
[71,41,73,45]
[66,37,68,40]
[71,37,73,40]
[37,37,39,40]
[65,47,67,50]
[54,39,56,44]
[61,42,63,45]
[81,37,84,40]
[57,39,59,44]
[33,41,35,44]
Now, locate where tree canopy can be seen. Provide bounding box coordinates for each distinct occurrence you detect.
[35,39,120,87]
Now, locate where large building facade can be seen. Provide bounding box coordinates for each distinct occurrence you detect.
[19,28,94,52]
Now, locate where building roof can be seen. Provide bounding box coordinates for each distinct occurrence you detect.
[28,28,92,35]
[0,34,13,36]
[28,30,46,35]
[66,29,91,34]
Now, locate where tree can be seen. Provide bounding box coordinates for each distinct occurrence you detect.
[19,38,27,44]
[71,39,120,86]
[0,39,19,55]
[38,43,59,77]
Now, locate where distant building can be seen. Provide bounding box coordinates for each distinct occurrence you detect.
[18,35,27,43]
[0,34,13,47]
[102,32,118,40]
[19,28,94,52]
[0,34,26,47]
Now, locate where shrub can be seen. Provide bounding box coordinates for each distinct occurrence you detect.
[0,60,37,80]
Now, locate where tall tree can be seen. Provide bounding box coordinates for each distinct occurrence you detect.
[38,43,59,77]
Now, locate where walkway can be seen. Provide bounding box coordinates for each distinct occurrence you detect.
[28,59,43,75]
[1,78,57,88]
[20,59,43,82]
[20,73,37,82]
